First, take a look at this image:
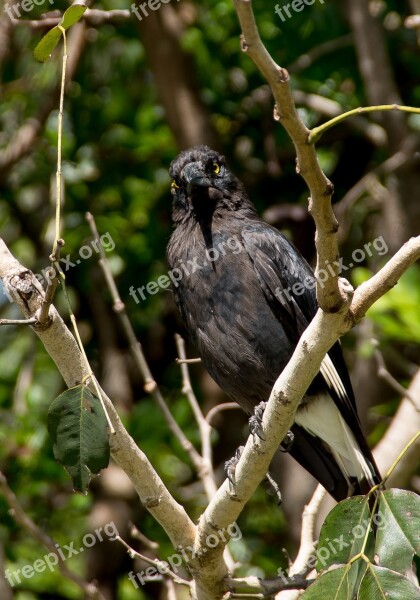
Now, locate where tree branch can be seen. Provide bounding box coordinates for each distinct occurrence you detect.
[232,0,341,313]
[0,239,197,553]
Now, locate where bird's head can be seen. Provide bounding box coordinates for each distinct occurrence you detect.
[169,145,255,223]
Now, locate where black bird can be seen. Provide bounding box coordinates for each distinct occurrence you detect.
[167,145,380,501]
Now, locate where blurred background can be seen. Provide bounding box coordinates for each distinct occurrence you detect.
[0,0,419,598]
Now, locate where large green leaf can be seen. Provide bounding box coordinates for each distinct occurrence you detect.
[359,564,420,600]
[316,496,374,571]
[34,4,87,62]
[47,385,110,493]
[302,564,362,600]
[375,489,420,575]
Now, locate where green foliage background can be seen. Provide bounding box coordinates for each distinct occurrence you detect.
[0,1,419,598]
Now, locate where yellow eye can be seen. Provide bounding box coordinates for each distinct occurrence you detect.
[171,179,179,189]
[213,162,220,174]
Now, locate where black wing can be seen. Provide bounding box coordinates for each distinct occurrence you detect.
[241,222,380,499]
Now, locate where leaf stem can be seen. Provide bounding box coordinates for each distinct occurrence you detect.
[308,104,420,143]
[382,430,420,485]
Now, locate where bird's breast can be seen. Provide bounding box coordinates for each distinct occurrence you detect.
[168,224,293,409]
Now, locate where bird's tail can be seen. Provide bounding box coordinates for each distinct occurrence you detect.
[293,393,380,501]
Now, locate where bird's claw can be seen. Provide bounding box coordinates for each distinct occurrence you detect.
[249,400,267,441]
[225,445,245,490]
[280,429,295,453]
[265,472,282,507]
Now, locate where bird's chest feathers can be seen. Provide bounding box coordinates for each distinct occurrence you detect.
[173,227,247,307]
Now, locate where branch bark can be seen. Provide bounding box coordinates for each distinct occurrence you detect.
[232,0,342,313]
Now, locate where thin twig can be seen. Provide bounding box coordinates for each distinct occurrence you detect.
[289,34,353,73]
[206,403,241,426]
[129,523,160,550]
[175,334,218,499]
[309,104,420,144]
[288,484,326,577]
[116,536,190,587]
[0,317,37,326]
[37,270,59,325]
[225,574,313,595]
[85,212,204,470]
[0,472,105,599]
[372,340,420,412]
[8,8,131,29]
[334,143,415,241]
[293,90,386,147]
[176,357,202,364]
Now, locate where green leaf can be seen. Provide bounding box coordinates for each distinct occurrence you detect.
[47,385,110,493]
[359,564,420,600]
[33,4,87,63]
[33,27,62,63]
[376,489,420,575]
[60,4,88,30]
[302,564,362,600]
[316,496,374,571]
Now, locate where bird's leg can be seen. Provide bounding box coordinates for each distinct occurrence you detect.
[225,446,283,506]
[249,400,267,441]
[250,402,295,452]
[279,429,295,453]
[225,445,245,491]
[265,472,282,506]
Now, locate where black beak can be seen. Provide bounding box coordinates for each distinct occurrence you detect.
[182,162,211,194]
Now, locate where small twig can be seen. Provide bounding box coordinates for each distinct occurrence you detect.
[288,484,326,577]
[0,472,105,599]
[175,357,202,364]
[8,8,131,29]
[289,34,353,73]
[85,212,203,469]
[293,90,386,147]
[308,104,420,144]
[334,143,415,240]
[129,523,160,550]
[174,335,207,427]
[0,317,37,326]
[116,536,190,587]
[175,334,218,499]
[225,574,313,595]
[164,578,178,600]
[206,403,241,426]
[174,343,236,572]
[51,24,67,262]
[37,270,59,325]
[382,431,420,485]
[372,340,420,412]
